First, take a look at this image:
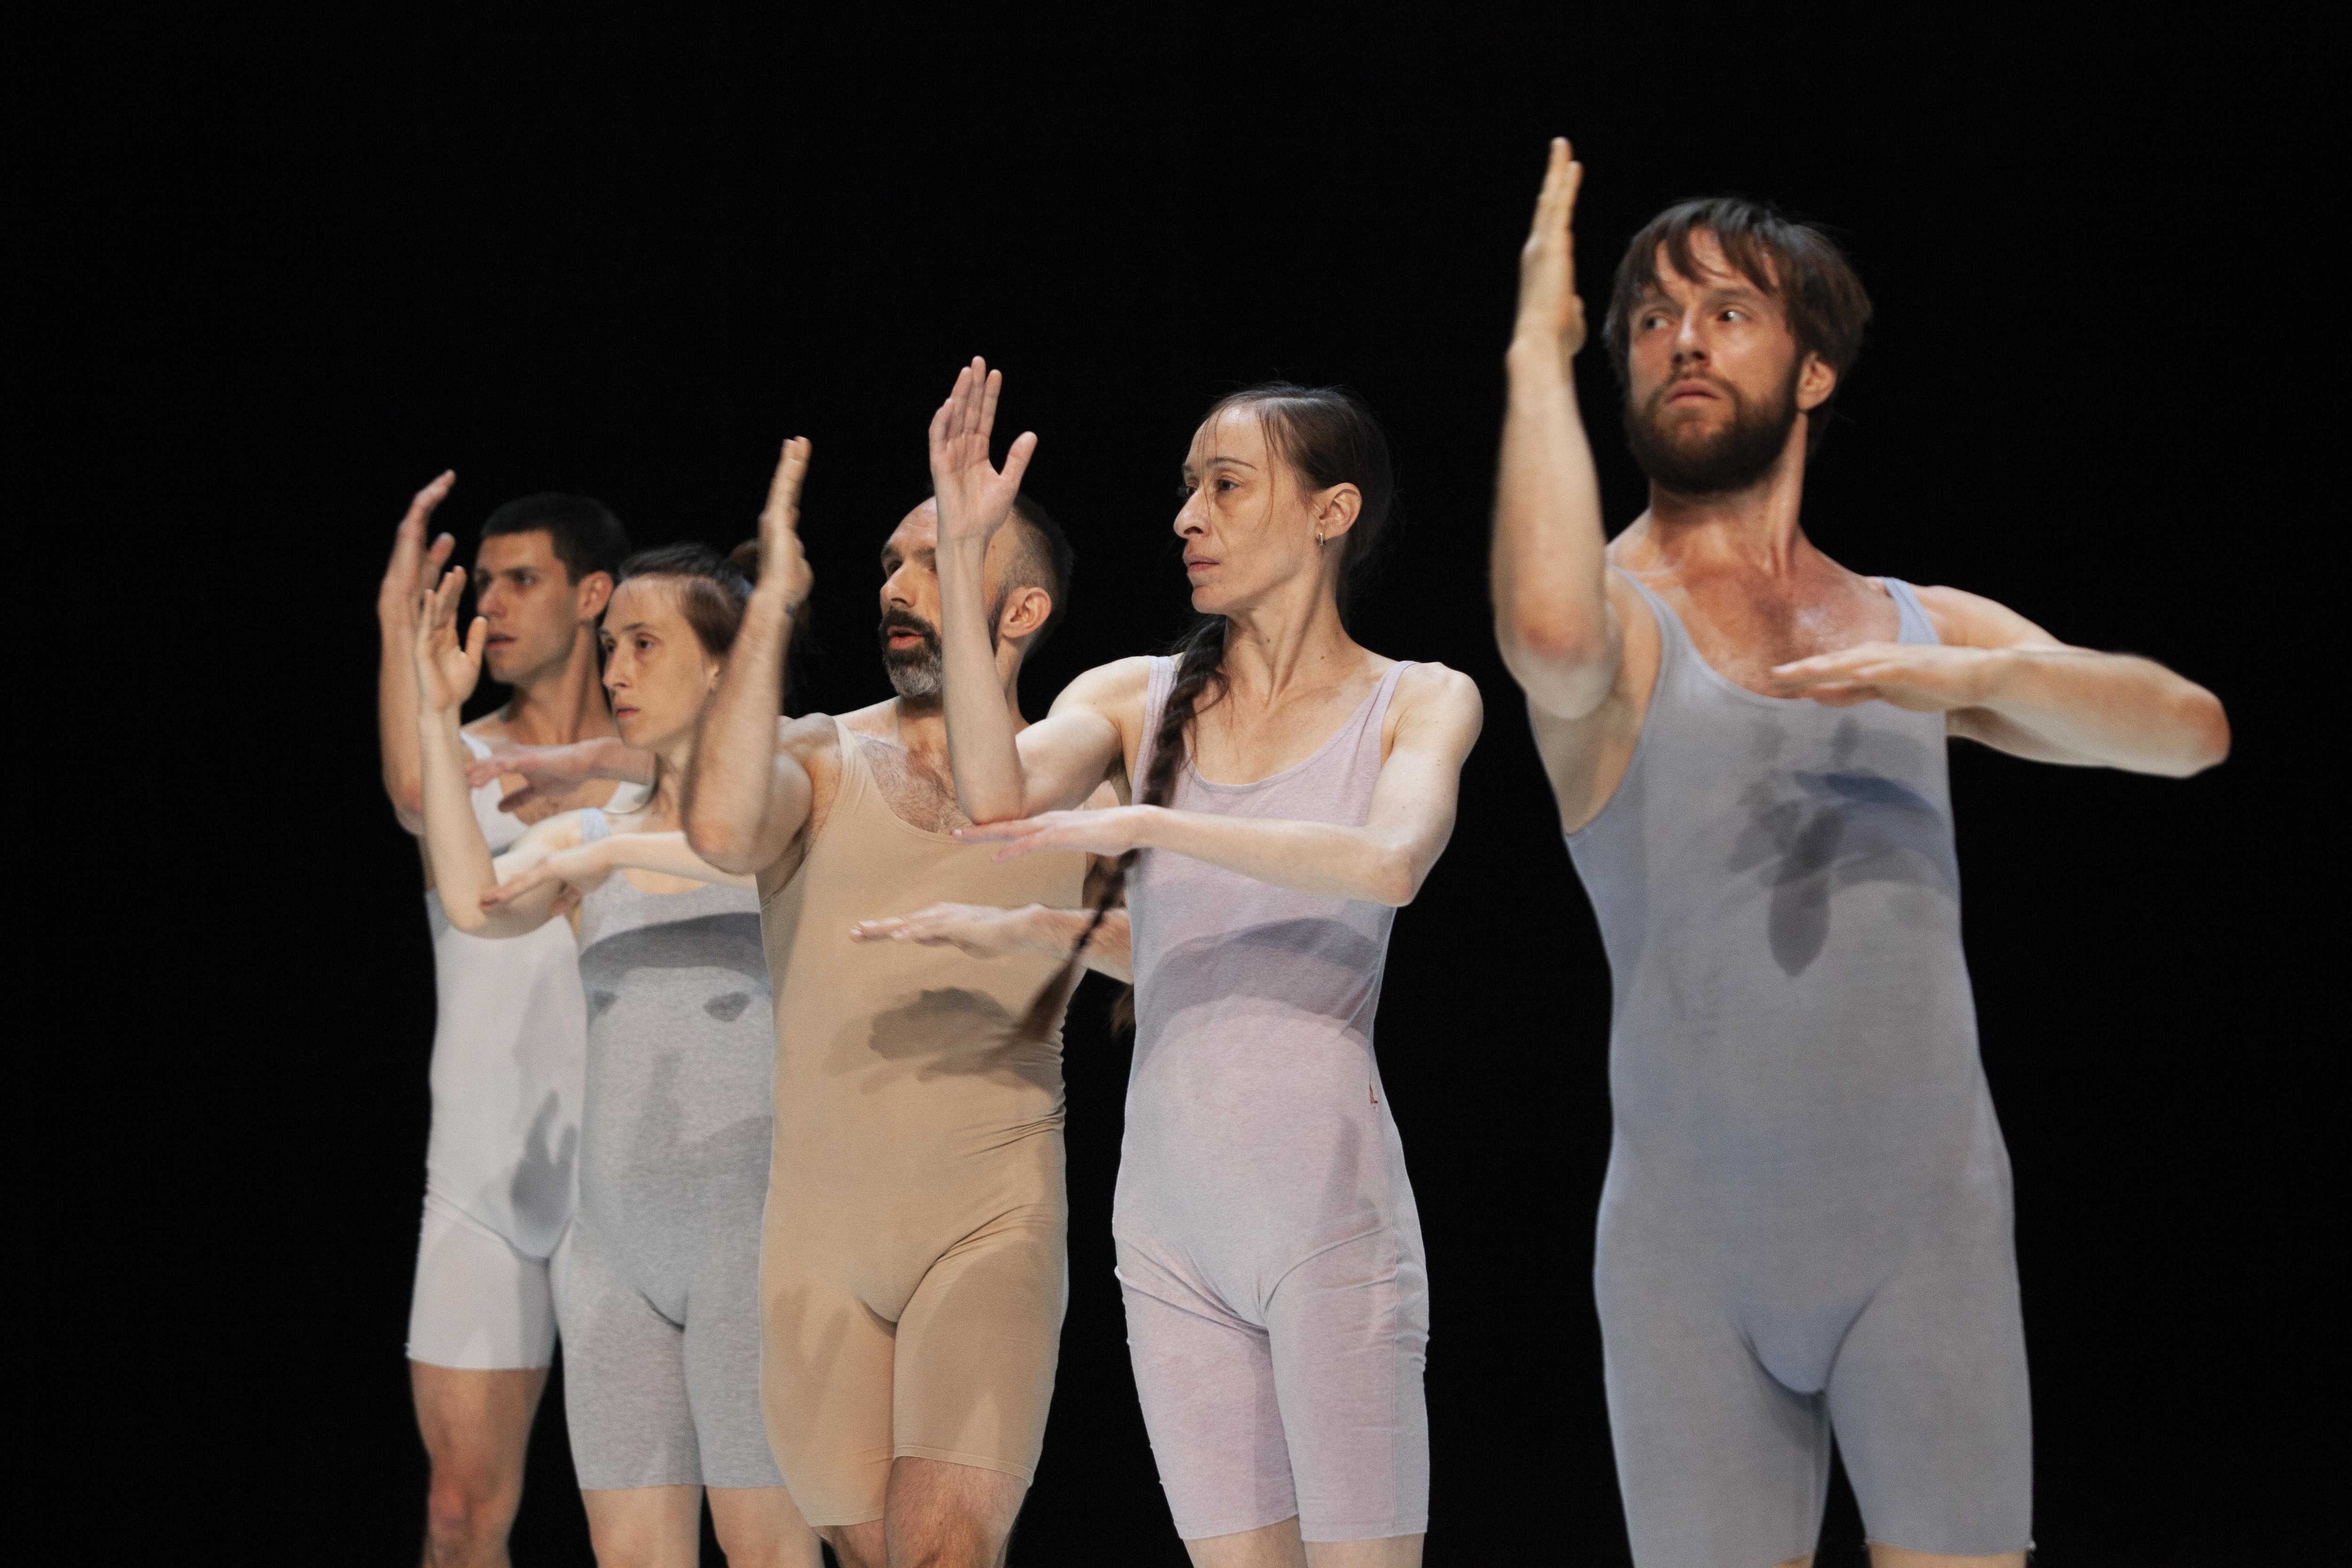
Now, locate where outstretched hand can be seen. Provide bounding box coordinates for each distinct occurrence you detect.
[414,566,487,715]
[848,901,1043,960]
[379,471,457,625]
[757,436,814,606]
[952,805,1148,863]
[482,845,610,915]
[928,358,1037,550]
[1768,644,2006,712]
[1516,138,1587,360]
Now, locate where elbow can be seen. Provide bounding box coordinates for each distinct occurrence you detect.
[961,787,1029,827]
[1371,851,1422,909]
[386,782,425,834]
[1500,606,1609,669]
[2174,690,2232,777]
[683,817,759,877]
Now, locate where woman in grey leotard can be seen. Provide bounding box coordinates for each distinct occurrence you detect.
[414,518,821,1567]
[923,365,1485,1564]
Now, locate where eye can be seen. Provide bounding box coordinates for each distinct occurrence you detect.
[1720,308,1747,323]
[1176,481,1198,499]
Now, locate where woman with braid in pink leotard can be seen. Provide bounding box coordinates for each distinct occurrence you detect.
[921,359,1483,1568]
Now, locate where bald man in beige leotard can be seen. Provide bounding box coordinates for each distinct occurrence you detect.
[685,440,1111,1568]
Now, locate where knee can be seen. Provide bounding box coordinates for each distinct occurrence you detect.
[423,1465,520,1556]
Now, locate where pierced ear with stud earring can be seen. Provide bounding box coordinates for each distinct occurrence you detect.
[1315,527,1327,548]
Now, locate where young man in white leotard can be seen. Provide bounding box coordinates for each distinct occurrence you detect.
[374,477,640,1568]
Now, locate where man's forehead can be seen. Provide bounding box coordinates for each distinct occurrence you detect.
[476,530,557,570]
[1650,232,1776,297]
[884,502,939,556]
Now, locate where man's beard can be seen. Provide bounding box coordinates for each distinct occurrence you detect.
[878,602,1003,701]
[880,609,945,700]
[1623,367,1800,498]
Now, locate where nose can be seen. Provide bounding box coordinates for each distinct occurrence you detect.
[1670,309,1707,367]
[1173,491,1207,539]
[881,564,914,608]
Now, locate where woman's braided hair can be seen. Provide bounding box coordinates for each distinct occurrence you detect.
[1012,382,1398,1039]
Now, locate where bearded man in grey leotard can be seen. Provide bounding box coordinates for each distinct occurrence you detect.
[1490,143,2229,1568]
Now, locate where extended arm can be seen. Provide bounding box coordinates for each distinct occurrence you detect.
[1769,587,2230,777]
[958,668,1486,906]
[485,830,755,920]
[378,472,457,831]
[413,566,568,938]
[682,438,818,874]
[850,904,1133,982]
[1492,140,1621,720]
[466,737,656,814]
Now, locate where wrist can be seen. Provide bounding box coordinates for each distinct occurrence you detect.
[748,582,801,619]
[1507,332,1570,377]
[1017,904,1061,952]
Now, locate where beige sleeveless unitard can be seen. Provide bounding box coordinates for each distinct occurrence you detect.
[758,717,1086,1526]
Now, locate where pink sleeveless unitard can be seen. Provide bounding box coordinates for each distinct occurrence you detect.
[1115,656,1429,1545]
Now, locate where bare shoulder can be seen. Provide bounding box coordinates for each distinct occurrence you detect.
[778,710,843,770]
[1051,655,1154,718]
[1906,583,2065,649]
[1394,661,1484,728]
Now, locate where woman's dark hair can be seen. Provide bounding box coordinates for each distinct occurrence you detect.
[1016,382,1398,1038]
[614,542,754,657]
[1601,196,1873,454]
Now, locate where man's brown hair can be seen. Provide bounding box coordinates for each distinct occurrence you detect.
[1602,197,1873,453]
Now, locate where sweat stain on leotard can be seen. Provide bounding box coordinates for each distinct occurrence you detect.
[1727,718,1955,975]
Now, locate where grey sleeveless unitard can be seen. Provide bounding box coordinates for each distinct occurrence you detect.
[1566,575,2030,1566]
[562,810,785,1491]
[1117,657,1429,1545]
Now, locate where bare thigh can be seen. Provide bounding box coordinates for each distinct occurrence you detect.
[1184,1517,1425,1568]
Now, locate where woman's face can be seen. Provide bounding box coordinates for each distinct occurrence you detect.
[599,577,722,751]
[1173,406,1325,616]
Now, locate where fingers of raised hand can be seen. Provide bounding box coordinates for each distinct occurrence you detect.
[765,437,811,527]
[1001,429,1039,490]
[410,470,456,517]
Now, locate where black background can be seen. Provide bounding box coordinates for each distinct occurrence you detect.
[32,4,2335,1563]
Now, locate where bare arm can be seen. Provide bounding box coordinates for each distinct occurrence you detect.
[484,830,755,922]
[850,904,1134,982]
[926,358,1065,825]
[682,438,818,875]
[1768,586,2230,777]
[1492,140,1622,721]
[465,737,656,814]
[957,667,1486,906]
[413,566,572,938]
[377,472,457,832]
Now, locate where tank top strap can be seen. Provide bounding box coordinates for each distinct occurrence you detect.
[577,806,612,844]
[1879,577,1940,646]
[1613,567,1697,677]
[1135,655,1179,796]
[1347,660,1414,770]
[825,713,881,823]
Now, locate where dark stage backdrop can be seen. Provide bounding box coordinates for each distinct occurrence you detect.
[35,6,2333,1563]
